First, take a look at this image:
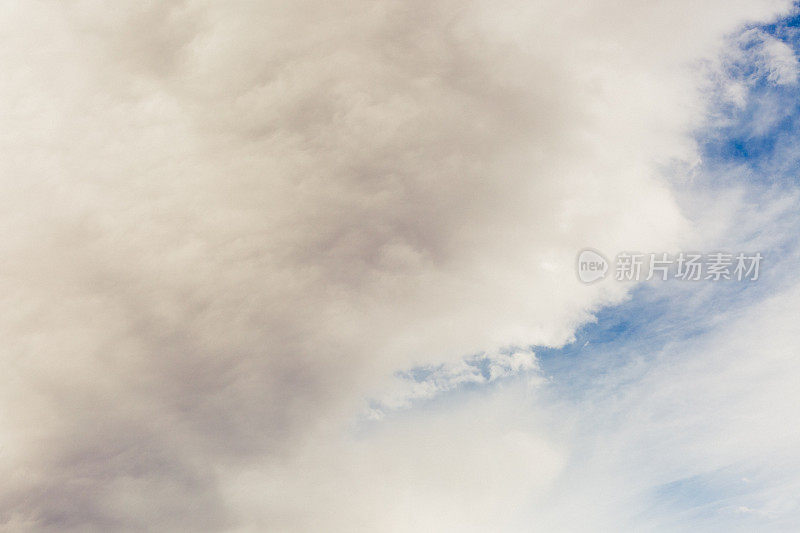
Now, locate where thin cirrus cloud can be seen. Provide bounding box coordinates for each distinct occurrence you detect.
[0,1,798,531]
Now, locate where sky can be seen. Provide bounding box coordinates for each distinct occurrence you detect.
[1,1,800,532]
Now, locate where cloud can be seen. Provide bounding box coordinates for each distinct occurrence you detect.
[0,0,795,531]
[216,277,800,532]
[364,348,541,418]
[742,28,800,85]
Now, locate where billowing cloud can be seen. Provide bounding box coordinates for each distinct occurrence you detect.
[0,0,795,531]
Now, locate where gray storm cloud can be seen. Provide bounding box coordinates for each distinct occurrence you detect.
[0,0,793,531]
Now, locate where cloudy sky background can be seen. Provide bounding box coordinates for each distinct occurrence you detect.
[1,1,800,531]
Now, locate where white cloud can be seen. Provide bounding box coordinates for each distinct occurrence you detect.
[232,275,800,532]
[741,28,800,85]
[0,0,795,531]
[365,349,541,418]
